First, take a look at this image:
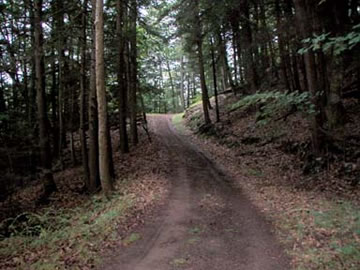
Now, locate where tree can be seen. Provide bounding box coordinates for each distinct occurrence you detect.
[194,0,211,125]
[80,0,90,187]
[116,0,129,154]
[89,0,101,192]
[34,0,57,200]
[95,0,113,194]
[129,0,139,145]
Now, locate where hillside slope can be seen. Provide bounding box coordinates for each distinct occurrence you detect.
[182,93,360,269]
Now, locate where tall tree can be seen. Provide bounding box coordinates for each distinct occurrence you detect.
[88,0,100,192]
[80,0,90,187]
[34,0,57,200]
[193,0,211,125]
[95,0,113,194]
[129,0,139,145]
[240,0,258,91]
[210,37,220,122]
[55,0,65,166]
[116,0,129,154]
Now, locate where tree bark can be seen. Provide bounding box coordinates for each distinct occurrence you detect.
[275,0,291,90]
[34,0,57,199]
[55,0,65,167]
[80,0,90,187]
[166,58,177,112]
[0,73,6,114]
[95,0,113,194]
[88,0,100,192]
[294,0,322,154]
[210,38,220,123]
[194,0,211,125]
[129,0,138,145]
[116,0,129,154]
[240,0,258,92]
[50,48,59,159]
[180,56,186,111]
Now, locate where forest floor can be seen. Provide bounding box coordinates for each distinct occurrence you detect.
[101,114,289,270]
[0,129,170,269]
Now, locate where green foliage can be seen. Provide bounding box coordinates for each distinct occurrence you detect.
[123,233,141,246]
[171,257,188,266]
[172,113,185,133]
[0,113,9,123]
[191,94,202,105]
[229,91,316,125]
[307,201,360,269]
[298,24,360,56]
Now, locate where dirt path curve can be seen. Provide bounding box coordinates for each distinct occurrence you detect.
[104,115,289,270]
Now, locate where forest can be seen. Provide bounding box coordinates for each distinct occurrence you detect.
[0,0,360,269]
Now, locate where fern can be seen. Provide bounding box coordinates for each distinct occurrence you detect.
[229,90,316,125]
[298,23,360,56]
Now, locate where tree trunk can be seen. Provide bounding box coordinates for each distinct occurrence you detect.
[218,32,235,93]
[69,71,77,166]
[0,73,6,114]
[88,0,100,192]
[55,0,65,168]
[50,48,59,159]
[80,0,90,187]
[95,0,114,194]
[232,32,238,84]
[129,0,138,145]
[34,0,57,200]
[116,0,129,154]
[240,0,258,91]
[194,0,211,125]
[166,58,177,112]
[210,38,220,123]
[275,0,291,90]
[187,75,191,108]
[192,73,196,98]
[180,56,186,111]
[294,0,322,154]
[26,0,36,127]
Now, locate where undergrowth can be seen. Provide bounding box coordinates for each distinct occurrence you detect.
[0,191,134,269]
[229,91,316,126]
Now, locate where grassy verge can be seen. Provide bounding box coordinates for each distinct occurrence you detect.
[0,190,135,269]
[278,197,360,269]
[172,113,185,133]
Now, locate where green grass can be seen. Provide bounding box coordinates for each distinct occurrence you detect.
[189,95,203,108]
[189,99,203,108]
[188,225,205,235]
[123,232,141,246]
[172,113,185,133]
[0,192,134,269]
[283,199,360,269]
[187,237,200,245]
[171,257,189,267]
[246,168,264,177]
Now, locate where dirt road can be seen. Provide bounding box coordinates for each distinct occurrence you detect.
[104,115,289,270]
